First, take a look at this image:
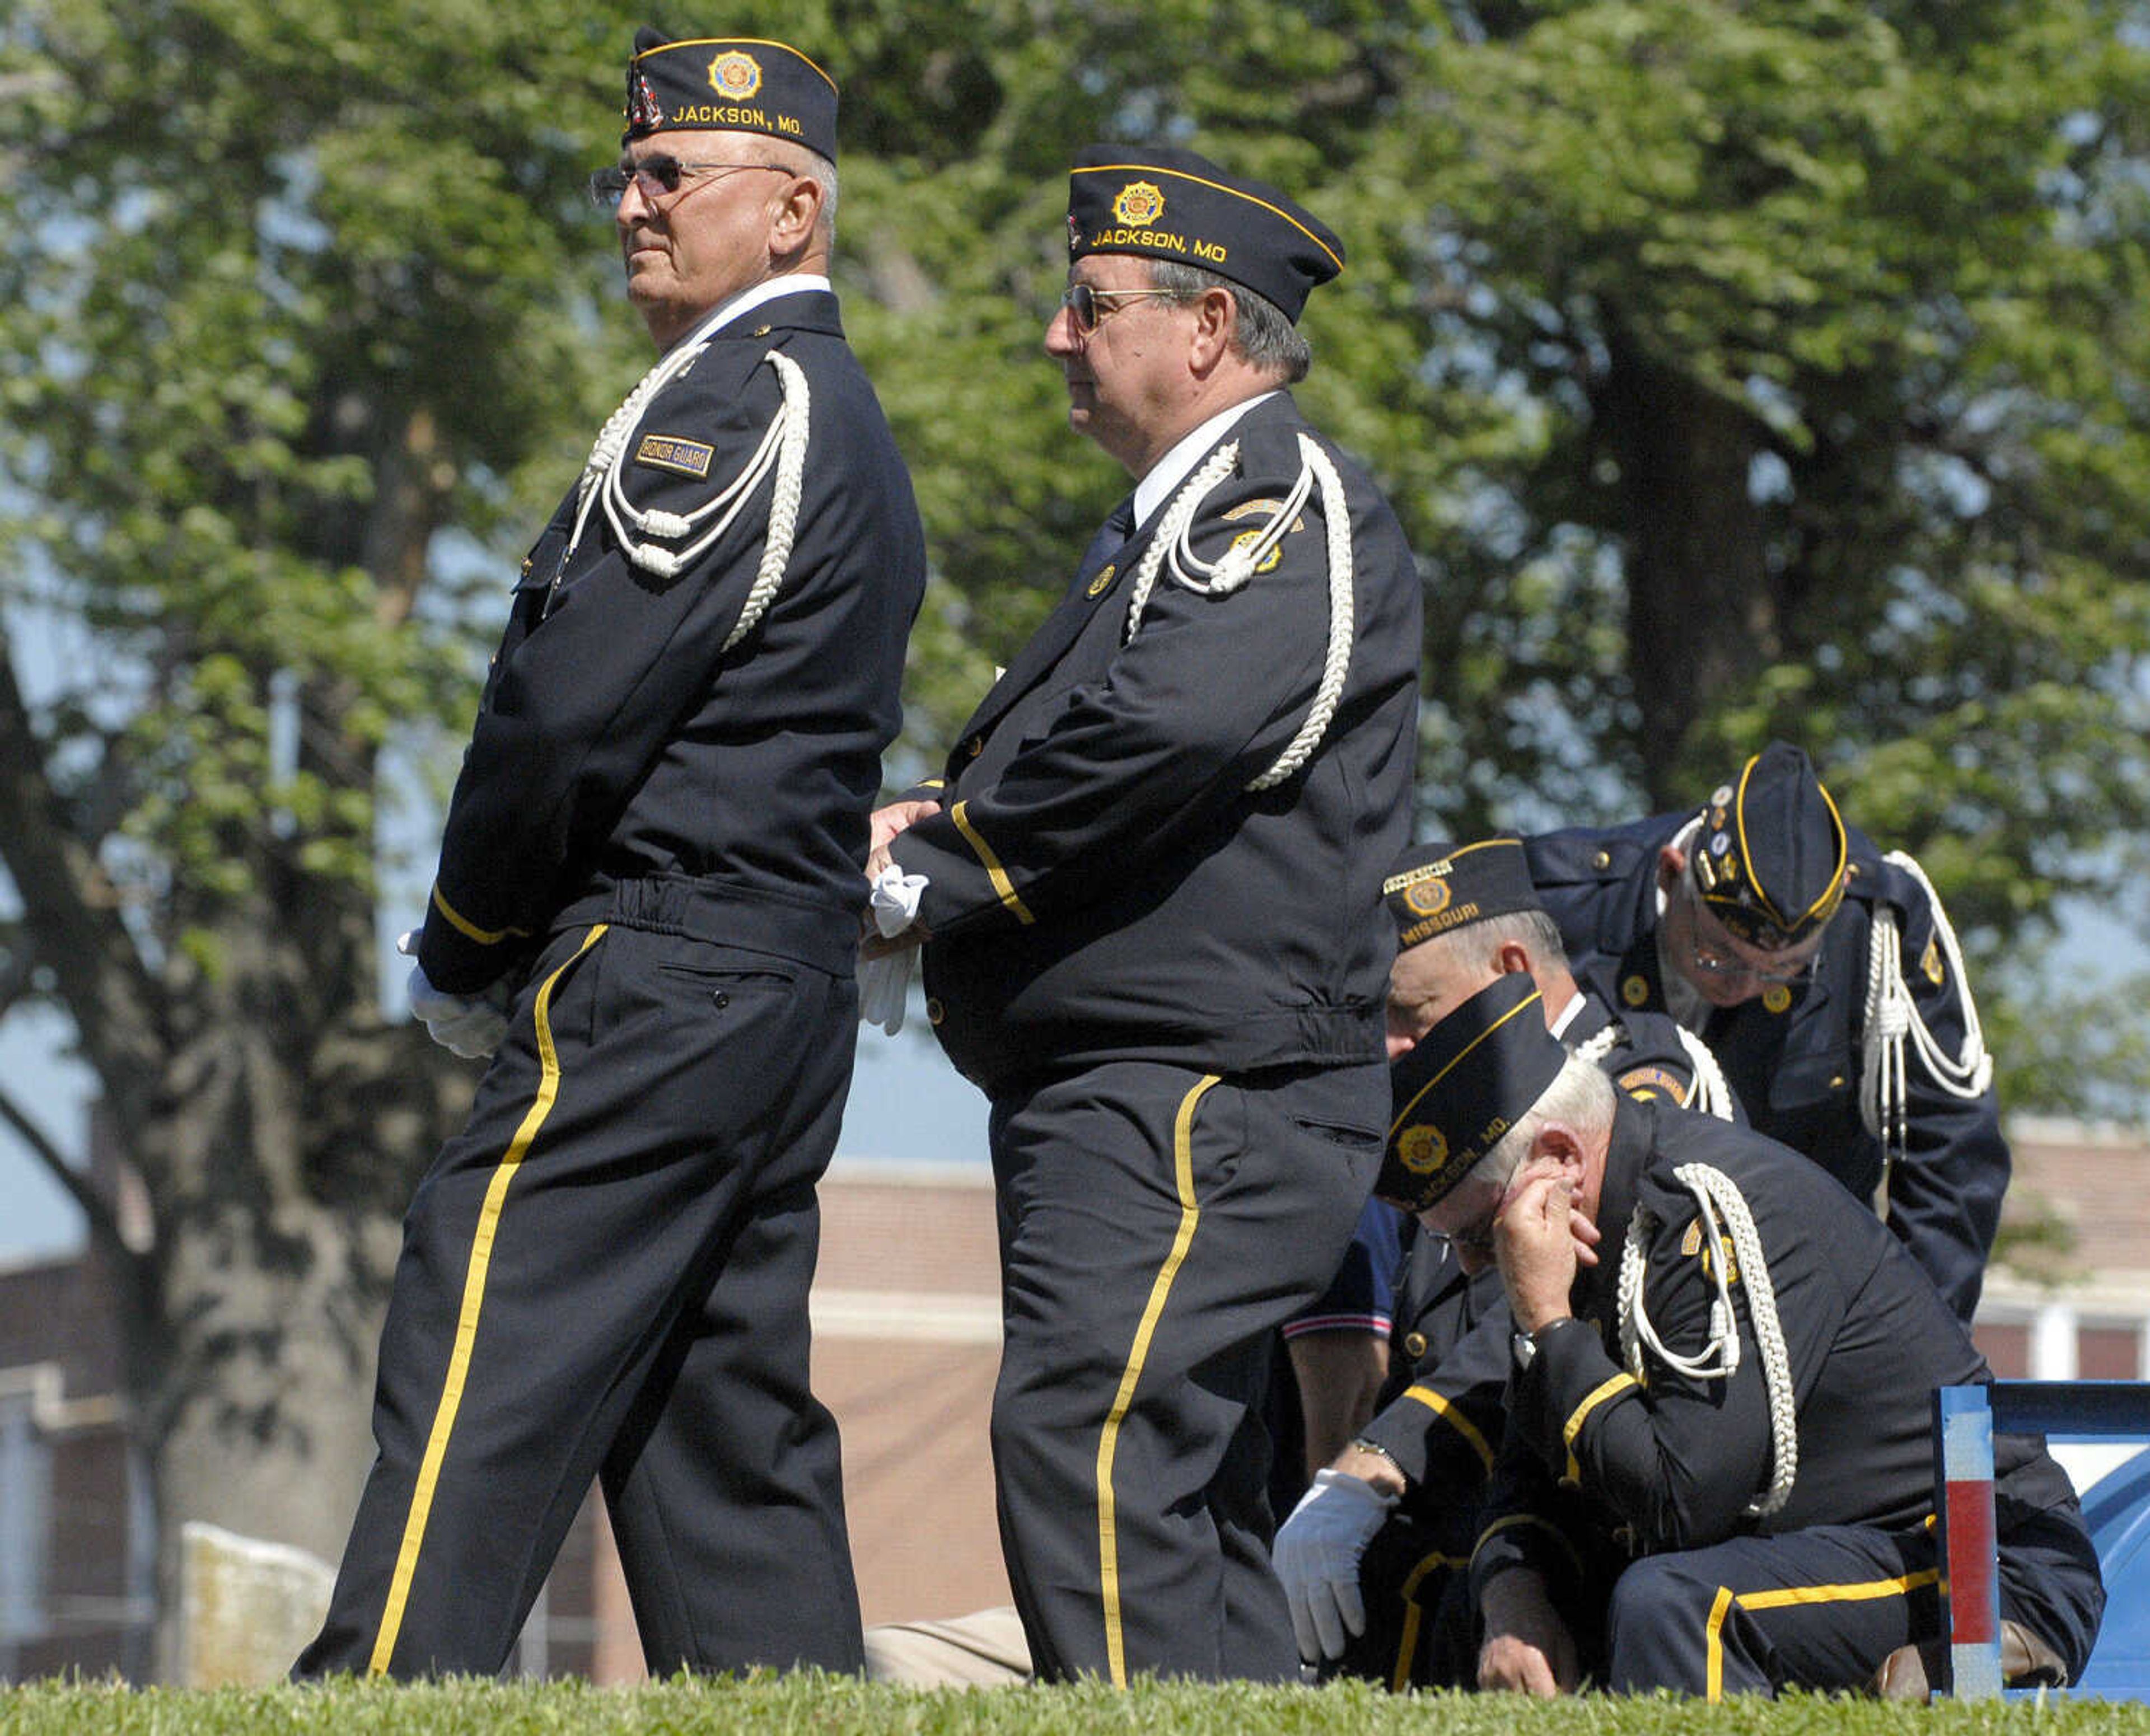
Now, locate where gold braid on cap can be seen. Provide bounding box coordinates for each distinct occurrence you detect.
[1695,752,1848,948]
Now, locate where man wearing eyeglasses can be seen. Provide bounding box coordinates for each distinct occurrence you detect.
[866,146,1420,1683]
[1275,834,1743,1690]
[1521,741,2006,1323]
[295,30,923,1680]
[1385,975,2098,1701]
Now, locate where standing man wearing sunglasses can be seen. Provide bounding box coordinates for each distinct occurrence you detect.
[296,29,923,1679]
[1522,741,2006,1322]
[866,146,1420,1683]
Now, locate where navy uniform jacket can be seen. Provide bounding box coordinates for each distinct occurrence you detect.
[1363,995,1740,1510]
[1473,1098,2080,1585]
[892,392,1420,1093]
[1523,815,2006,1320]
[417,291,924,993]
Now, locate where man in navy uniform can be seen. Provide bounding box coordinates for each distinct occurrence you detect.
[1523,741,2005,1321]
[296,29,924,1678]
[868,146,1420,1683]
[1277,835,1741,1687]
[1417,977,2101,1697]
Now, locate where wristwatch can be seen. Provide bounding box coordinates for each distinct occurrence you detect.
[1511,1317,1574,1371]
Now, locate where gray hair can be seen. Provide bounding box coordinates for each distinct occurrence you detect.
[755,140,838,242]
[1445,909,1570,973]
[800,147,838,236]
[1482,1055,1616,1177]
[1146,259,1310,383]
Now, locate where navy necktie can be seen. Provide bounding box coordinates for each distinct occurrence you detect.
[1074,495,1137,587]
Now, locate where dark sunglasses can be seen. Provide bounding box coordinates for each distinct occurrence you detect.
[587,155,789,208]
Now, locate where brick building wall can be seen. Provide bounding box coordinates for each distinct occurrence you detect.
[2,1127,2147,1682]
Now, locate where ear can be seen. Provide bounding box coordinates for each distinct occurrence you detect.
[1494,940,1532,978]
[1657,843,1688,888]
[768,172,825,259]
[1186,286,1237,372]
[1530,1121,1590,1187]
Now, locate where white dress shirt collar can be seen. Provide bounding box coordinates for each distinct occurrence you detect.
[676,274,834,349]
[1131,390,1282,530]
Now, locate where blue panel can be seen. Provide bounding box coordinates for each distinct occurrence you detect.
[2074,1447,2150,1700]
[1942,1384,2150,1701]
[1988,1382,2150,1439]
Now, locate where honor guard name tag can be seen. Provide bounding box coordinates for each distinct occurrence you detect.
[634,434,716,479]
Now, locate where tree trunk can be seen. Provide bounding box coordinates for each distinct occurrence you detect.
[117,945,470,1680]
[138,1195,401,1681]
[1597,322,1781,803]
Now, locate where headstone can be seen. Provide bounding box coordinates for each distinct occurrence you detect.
[176,1521,333,1686]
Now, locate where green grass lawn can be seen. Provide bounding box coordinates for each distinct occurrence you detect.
[2,1675,2147,1734]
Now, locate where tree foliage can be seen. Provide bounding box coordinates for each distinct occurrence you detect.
[0,0,653,1671]
[834,0,2150,1103]
[0,0,2147,1674]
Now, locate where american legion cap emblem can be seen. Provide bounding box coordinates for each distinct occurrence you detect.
[1112,180,1165,227]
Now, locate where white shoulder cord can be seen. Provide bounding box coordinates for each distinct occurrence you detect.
[1858,850,1993,1156]
[1615,1162,1799,1517]
[1571,1025,1619,1068]
[1674,1028,1737,1123]
[565,327,716,560]
[562,341,810,650]
[719,352,808,651]
[1121,433,1355,792]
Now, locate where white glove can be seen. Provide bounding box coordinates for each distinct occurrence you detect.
[857,864,928,1036]
[857,947,915,1036]
[1274,1468,1398,1664]
[868,864,928,938]
[399,932,511,1060]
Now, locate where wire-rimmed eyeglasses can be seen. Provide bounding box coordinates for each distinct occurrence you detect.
[1060,282,1185,335]
[1680,878,1816,986]
[588,155,790,209]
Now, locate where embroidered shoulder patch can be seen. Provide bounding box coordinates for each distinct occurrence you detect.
[1227,528,1283,574]
[635,434,716,479]
[1220,497,1306,532]
[1212,497,1305,576]
[1677,1218,1740,1283]
[1618,1064,1689,1107]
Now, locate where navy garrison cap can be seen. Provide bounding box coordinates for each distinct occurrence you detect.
[1383,835,1540,952]
[1067,145,1343,322]
[625,29,838,160]
[1692,741,1849,949]
[1378,974,1568,1213]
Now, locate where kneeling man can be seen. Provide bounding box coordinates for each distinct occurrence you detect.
[1411,975,2103,1698]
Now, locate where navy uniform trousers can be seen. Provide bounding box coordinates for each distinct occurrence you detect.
[297,898,864,1677]
[987,1057,1382,1685]
[1602,1499,2098,1696]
